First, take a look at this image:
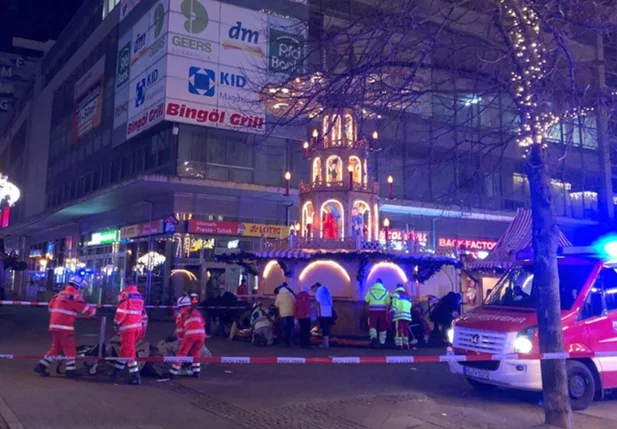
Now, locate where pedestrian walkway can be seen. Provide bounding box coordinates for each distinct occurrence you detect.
[1,308,616,429]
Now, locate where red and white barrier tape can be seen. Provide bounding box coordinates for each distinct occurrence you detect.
[1,351,616,364]
[0,301,250,310]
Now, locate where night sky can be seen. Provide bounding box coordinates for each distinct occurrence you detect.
[0,0,85,51]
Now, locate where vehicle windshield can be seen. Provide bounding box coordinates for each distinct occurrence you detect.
[485,263,594,310]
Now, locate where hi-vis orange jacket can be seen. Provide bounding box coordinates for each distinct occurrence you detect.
[175,308,206,341]
[114,285,144,332]
[48,285,96,332]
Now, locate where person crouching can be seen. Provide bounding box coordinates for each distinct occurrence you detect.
[170,295,206,379]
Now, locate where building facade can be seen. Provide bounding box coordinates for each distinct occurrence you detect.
[0,0,612,304]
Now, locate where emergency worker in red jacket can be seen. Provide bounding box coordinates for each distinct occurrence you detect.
[111,278,144,385]
[170,295,206,378]
[34,276,96,377]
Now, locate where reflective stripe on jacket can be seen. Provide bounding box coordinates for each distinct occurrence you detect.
[364,283,391,310]
[391,290,412,321]
[176,308,205,340]
[251,307,272,330]
[114,285,144,331]
[48,285,95,332]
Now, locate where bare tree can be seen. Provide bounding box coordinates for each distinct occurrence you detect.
[260,1,617,427]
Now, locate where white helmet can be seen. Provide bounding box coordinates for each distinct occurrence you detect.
[68,276,87,289]
[177,296,192,308]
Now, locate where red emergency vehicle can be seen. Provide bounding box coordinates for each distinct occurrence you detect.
[447,246,617,410]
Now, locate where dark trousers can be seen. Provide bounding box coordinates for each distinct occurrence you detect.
[280,316,295,345]
[298,318,311,348]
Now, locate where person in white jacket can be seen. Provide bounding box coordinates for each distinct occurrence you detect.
[311,283,333,348]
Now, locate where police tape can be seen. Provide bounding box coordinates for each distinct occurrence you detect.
[1,351,617,364]
[0,301,252,310]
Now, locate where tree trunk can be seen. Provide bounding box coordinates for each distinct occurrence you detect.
[525,144,574,429]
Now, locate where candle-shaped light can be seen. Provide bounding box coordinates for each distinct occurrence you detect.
[387,175,394,200]
[383,218,390,243]
[312,129,318,139]
[284,171,291,196]
[303,141,309,158]
[348,164,354,190]
[371,130,379,150]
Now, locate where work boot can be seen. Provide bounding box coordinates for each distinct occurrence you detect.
[110,368,122,384]
[33,363,50,377]
[130,372,141,385]
[65,369,80,379]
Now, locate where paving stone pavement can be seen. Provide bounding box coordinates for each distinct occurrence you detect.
[1,308,616,429]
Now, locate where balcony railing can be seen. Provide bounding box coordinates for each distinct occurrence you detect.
[260,235,459,257]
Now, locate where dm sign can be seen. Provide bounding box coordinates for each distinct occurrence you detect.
[269,29,304,74]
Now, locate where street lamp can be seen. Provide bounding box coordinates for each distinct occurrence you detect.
[284,171,291,196]
[387,175,393,200]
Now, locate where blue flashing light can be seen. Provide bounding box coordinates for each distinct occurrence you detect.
[592,234,617,261]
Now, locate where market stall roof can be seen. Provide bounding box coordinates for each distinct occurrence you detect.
[254,248,459,264]
[468,209,572,270]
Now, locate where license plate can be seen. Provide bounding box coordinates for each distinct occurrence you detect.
[464,367,490,380]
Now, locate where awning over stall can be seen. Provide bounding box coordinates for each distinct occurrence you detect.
[469,209,572,270]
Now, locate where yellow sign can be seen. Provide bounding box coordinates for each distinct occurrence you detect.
[239,223,290,239]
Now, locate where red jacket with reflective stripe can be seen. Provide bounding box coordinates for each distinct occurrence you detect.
[48,285,95,332]
[176,308,205,341]
[114,285,144,332]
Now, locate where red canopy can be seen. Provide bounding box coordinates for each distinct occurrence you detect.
[469,209,572,270]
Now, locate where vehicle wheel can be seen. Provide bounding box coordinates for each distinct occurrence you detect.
[566,361,595,411]
[466,377,496,391]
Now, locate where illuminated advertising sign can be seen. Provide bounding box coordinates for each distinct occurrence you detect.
[437,237,496,251]
[120,220,165,239]
[72,57,105,142]
[240,223,289,239]
[379,229,428,246]
[88,230,119,246]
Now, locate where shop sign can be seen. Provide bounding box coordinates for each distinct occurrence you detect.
[438,237,496,251]
[88,230,119,246]
[29,249,42,258]
[379,229,428,246]
[120,220,164,240]
[240,223,289,239]
[187,220,289,239]
[188,220,239,235]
